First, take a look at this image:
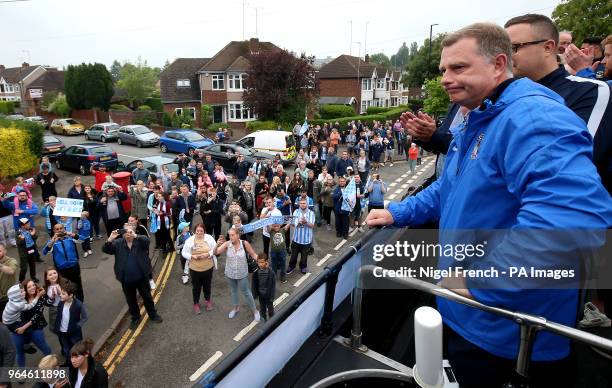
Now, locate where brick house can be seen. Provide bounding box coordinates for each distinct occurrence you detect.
[0,63,46,104]
[160,58,210,127]
[317,55,406,115]
[197,38,281,129]
[24,69,65,115]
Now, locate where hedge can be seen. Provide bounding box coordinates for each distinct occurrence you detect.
[245,120,278,131]
[366,106,392,115]
[207,122,228,132]
[0,119,43,177]
[0,101,14,115]
[310,114,386,127]
[137,105,152,111]
[110,104,131,111]
[144,97,163,112]
[380,106,410,121]
[320,104,356,119]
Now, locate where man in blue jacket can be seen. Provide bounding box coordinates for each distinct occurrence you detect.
[6,191,38,231]
[366,22,612,387]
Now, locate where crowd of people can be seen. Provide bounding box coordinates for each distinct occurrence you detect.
[0,101,435,374]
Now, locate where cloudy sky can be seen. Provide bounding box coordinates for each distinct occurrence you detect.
[2,0,558,69]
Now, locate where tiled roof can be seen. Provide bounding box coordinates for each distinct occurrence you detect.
[0,65,41,83]
[198,39,281,73]
[27,70,64,91]
[160,58,210,102]
[317,55,378,79]
[226,56,251,72]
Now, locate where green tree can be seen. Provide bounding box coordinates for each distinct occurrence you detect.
[390,42,411,69]
[47,93,71,117]
[116,57,158,108]
[422,77,450,117]
[171,109,194,128]
[369,52,391,67]
[552,0,611,45]
[64,63,113,110]
[110,60,122,83]
[201,105,213,128]
[403,33,447,88]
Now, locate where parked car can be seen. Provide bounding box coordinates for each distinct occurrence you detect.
[50,118,85,135]
[159,129,214,156]
[195,143,274,173]
[237,130,296,162]
[41,135,66,160]
[54,143,118,175]
[25,116,49,128]
[117,125,160,147]
[6,114,25,121]
[85,122,120,142]
[117,156,179,181]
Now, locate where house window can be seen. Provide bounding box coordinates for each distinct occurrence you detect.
[228,74,246,90]
[376,79,385,89]
[361,78,372,91]
[177,79,191,88]
[391,97,398,106]
[7,84,13,93]
[212,74,225,90]
[175,107,196,119]
[361,101,367,113]
[391,81,399,91]
[229,103,254,120]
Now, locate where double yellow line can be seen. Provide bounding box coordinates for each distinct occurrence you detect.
[103,249,176,375]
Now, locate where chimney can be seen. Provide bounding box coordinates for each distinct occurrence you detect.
[22,62,29,68]
[249,38,260,54]
[364,54,370,63]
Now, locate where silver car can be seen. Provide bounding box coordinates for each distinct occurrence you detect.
[117,125,160,147]
[85,122,120,142]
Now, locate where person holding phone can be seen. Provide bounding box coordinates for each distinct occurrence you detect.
[42,224,84,302]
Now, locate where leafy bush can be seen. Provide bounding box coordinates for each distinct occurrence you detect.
[133,112,158,126]
[200,105,213,129]
[13,101,20,108]
[380,107,410,121]
[245,120,279,131]
[207,122,228,132]
[47,94,71,117]
[171,109,194,128]
[161,112,172,127]
[0,101,14,115]
[319,104,356,119]
[137,105,152,111]
[366,106,392,115]
[408,99,424,112]
[110,104,131,111]
[277,101,307,125]
[0,118,43,177]
[144,97,163,112]
[310,114,386,127]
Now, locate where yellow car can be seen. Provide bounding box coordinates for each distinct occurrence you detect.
[50,118,85,135]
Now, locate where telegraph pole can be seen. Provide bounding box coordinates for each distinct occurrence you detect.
[427,24,439,80]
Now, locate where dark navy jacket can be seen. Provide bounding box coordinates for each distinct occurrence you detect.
[414,103,460,155]
[538,66,612,193]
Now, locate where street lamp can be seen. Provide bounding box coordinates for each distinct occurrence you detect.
[427,23,439,80]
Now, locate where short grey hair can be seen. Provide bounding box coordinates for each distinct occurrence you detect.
[443,22,513,74]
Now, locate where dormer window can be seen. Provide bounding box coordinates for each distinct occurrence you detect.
[177,79,191,88]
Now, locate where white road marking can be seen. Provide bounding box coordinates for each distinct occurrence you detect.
[395,177,403,182]
[189,351,223,381]
[273,292,289,307]
[349,227,359,237]
[293,272,312,287]
[388,194,397,200]
[233,320,259,342]
[389,182,397,187]
[401,184,409,189]
[394,190,403,195]
[317,254,332,266]
[401,174,408,178]
[334,239,347,250]
[116,153,141,160]
[408,179,415,184]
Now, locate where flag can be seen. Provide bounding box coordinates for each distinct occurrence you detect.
[299,118,309,136]
[342,177,356,212]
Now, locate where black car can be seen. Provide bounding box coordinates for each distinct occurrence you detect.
[41,135,66,160]
[195,143,275,172]
[55,143,119,176]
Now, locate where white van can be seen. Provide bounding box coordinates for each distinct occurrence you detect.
[237,130,297,162]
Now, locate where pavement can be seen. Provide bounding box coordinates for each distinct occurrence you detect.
[15,130,436,386]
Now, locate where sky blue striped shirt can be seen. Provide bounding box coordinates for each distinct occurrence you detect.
[292,208,315,244]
